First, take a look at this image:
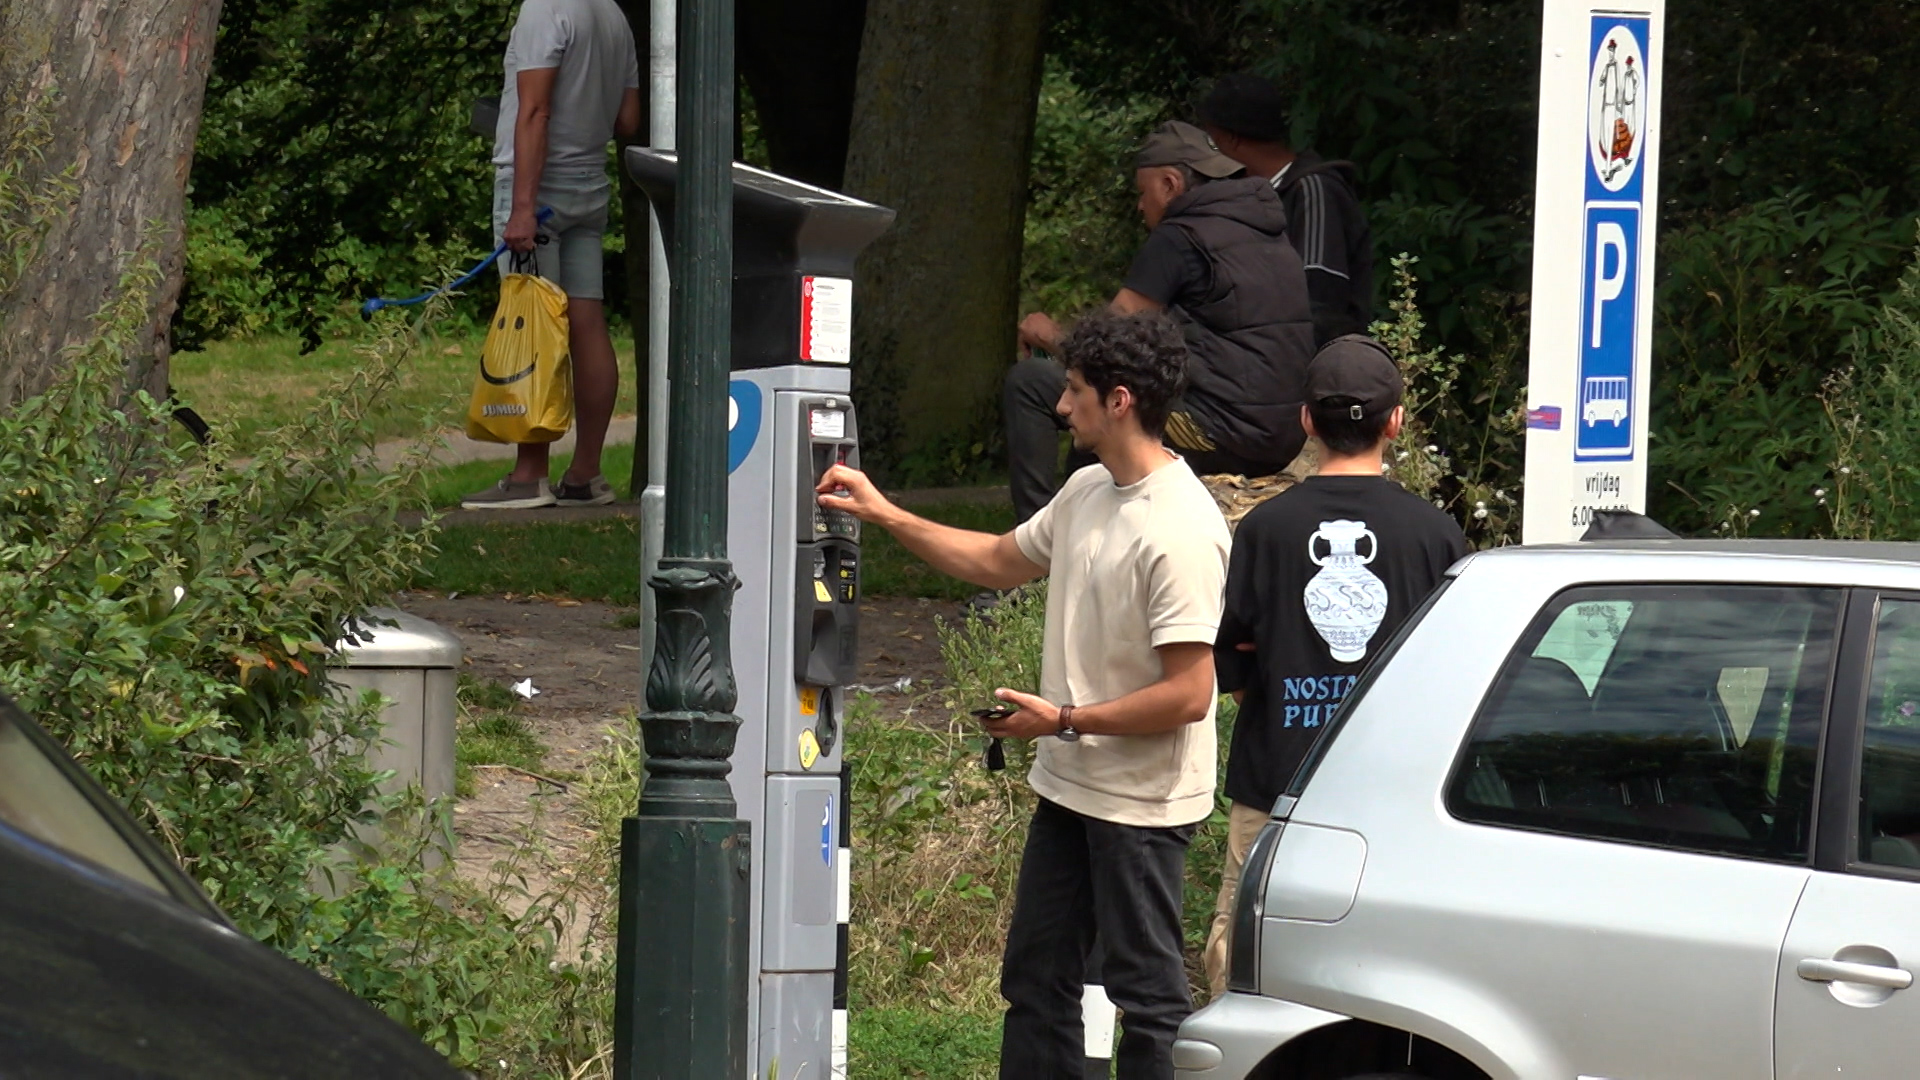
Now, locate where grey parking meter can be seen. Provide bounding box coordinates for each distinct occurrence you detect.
[626,148,893,1080]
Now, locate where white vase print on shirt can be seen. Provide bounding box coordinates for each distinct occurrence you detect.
[1303,519,1390,662]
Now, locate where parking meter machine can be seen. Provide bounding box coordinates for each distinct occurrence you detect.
[626,149,894,1080]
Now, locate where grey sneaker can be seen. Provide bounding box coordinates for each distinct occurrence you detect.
[460,477,556,510]
[554,473,616,506]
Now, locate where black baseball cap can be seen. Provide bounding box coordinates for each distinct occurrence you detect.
[1135,121,1244,178]
[1307,335,1404,418]
[1195,73,1291,144]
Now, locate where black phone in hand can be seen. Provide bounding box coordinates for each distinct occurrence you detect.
[970,707,1012,771]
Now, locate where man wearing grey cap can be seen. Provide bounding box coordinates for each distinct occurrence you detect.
[1204,334,1467,996]
[1006,120,1316,524]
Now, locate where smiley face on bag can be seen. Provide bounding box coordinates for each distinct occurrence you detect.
[480,273,569,386]
[481,309,537,385]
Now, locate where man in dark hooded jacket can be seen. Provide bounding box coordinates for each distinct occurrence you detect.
[1199,73,1374,347]
[1007,121,1316,523]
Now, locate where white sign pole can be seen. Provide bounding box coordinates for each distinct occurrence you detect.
[638,0,675,678]
[1521,1,1665,543]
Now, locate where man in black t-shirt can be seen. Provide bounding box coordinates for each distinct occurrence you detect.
[1203,335,1468,996]
[1006,121,1316,523]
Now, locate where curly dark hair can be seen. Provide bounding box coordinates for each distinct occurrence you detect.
[1058,310,1189,437]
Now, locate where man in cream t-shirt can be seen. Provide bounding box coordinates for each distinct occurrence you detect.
[817,311,1230,1078]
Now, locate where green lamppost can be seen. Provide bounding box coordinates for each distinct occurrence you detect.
[611,0,747,1076]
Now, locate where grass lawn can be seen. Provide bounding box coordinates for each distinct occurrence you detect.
[848,1007,1000,1080]
[171,331,637,450]
[411,498,1012,602]
[424,443,636,507]
[420,517,645,604]
[452,675,550,797]
[860,501,1014,601]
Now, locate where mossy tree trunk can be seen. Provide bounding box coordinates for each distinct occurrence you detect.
[0,0,222,407]
[737,0,865,191]
[842,0,1048,482]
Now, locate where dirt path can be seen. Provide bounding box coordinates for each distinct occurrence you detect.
[397,590,957,925]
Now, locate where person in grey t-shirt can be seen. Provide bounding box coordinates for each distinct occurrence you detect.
[462,0,642,511]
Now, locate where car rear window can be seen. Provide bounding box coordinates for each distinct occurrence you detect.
[0,706,169,896]
[1447,584,1839,861]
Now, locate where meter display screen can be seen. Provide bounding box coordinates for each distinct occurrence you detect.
[809,408,847,440]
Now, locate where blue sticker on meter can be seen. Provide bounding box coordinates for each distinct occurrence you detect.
[727,380,762,474]
[821,796,834,866]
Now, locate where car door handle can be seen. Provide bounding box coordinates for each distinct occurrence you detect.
[1796,957,1914,990]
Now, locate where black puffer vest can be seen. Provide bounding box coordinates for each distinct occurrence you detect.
[1159,177,1315,468]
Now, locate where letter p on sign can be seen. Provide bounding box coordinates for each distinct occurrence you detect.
[1590,221,1628,349]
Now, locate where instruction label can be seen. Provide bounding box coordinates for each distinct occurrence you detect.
[800,276,853,364]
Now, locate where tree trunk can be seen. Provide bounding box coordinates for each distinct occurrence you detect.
[0,0,222,407]
[842,0,1048,482]
[738,0,864,190]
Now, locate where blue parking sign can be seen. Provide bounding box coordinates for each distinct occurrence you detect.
[1576,205,1637,459]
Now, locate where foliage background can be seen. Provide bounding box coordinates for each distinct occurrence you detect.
[175,0,1920,536]
[180,0,519,348]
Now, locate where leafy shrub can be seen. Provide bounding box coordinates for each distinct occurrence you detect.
[845,694,1027,1015]
[0,249,436,932]
[182,0,519,348]
[1823,238,1920,540]
[0,196,610,1071]
[1651,190,1912,535]
[1021,61,1162,316]
[1375,255,1524,548]
[938,584,1047,710]
[178,203,280,340]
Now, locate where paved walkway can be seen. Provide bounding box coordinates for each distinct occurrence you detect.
[419,484,1011,528]
[381,418,1009,526]
[374,416,639,471]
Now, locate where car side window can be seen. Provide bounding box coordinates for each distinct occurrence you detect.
[1449,585,1839,861]
[0,707,168,896]
[1858,598,1920,869]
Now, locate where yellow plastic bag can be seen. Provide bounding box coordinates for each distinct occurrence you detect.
[466,272,573,444]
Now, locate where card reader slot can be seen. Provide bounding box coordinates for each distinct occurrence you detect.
[795,538,860,687]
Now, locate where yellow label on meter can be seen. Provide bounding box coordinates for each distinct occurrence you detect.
[814,579,833,604]
[799,687,820,717]
[798,728,821,770]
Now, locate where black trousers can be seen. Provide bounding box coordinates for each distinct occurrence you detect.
[1000,798,1197,1079]
[1004,355,1281,524]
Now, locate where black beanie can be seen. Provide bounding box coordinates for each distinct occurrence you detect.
[1195,73,1291,143]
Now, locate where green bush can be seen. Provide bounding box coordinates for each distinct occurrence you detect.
[1021,60,1162,317]
[182,0,519,348]
[1823,238,1920,540]
[0,251,434,934]
[0,201,610,1071]
[1651,190,1912,536]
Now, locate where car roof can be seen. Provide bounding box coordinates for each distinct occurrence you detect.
[1452,539,1920,590]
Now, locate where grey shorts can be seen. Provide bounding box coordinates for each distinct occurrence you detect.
[492,168,611,300]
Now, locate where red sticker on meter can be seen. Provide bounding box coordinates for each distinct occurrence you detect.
[800,276,853,364]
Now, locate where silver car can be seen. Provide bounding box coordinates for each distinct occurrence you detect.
[1177,541,1920,1079]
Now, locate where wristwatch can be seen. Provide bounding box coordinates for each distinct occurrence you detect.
[1055,704,1081,742]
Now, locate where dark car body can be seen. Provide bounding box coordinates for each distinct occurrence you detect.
[0,694,461,1078]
